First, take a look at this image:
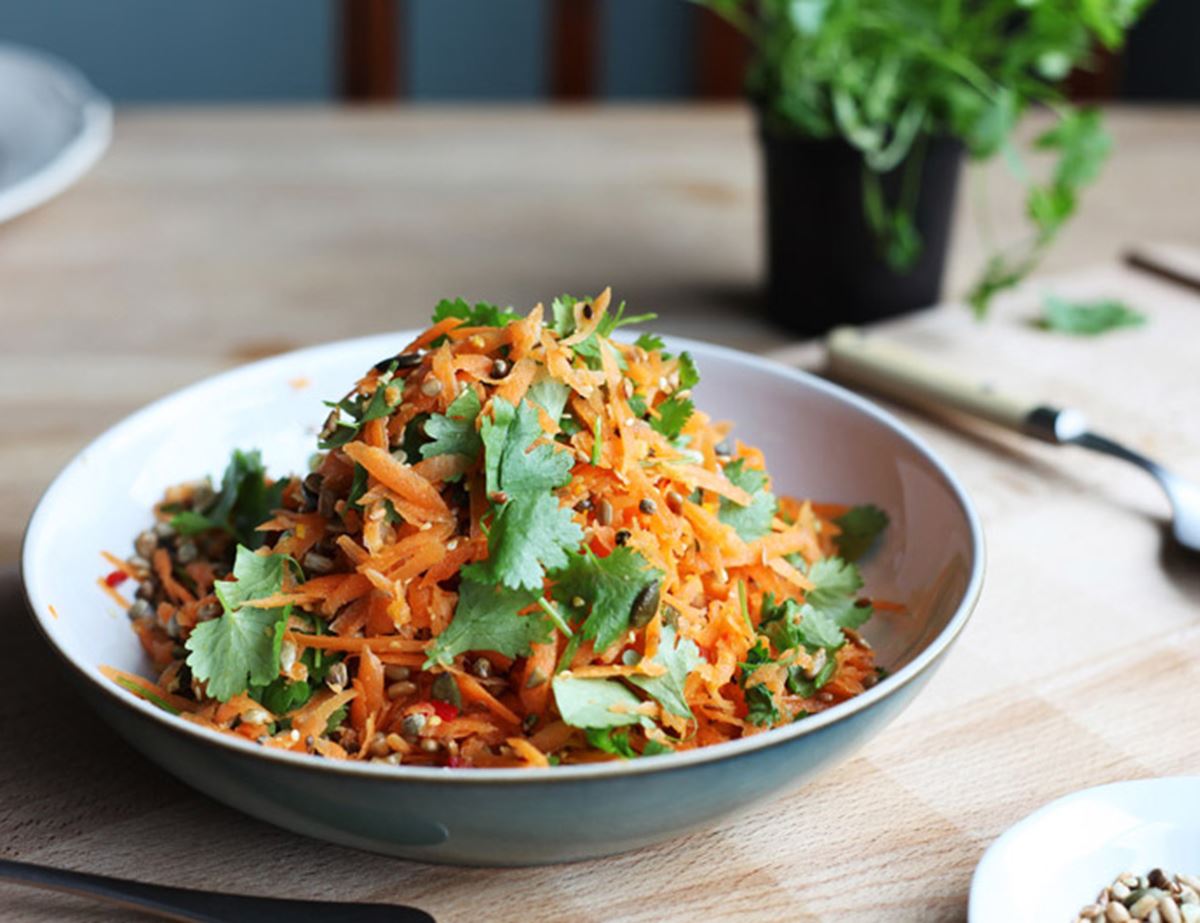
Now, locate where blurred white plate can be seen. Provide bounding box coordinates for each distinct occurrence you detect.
[970,777,1200,921]
[0,43,111,224]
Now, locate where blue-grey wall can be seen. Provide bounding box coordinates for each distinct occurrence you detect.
[0,1,335,102]
[407,0,548,101]
[0,0,1192,103]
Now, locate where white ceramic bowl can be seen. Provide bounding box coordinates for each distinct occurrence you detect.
[971,777,1200,921]
[23,333,984,864]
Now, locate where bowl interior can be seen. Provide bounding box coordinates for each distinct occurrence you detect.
[22,332,980,772]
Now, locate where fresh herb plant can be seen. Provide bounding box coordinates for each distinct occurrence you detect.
[696,0,1151,314]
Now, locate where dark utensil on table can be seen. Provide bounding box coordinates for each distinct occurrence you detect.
[827,327,1200,552]
[0,858,434,922]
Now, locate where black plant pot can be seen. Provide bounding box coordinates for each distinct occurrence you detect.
[761,129,963,335]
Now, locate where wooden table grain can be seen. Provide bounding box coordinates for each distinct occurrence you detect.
[2,105,1199,922]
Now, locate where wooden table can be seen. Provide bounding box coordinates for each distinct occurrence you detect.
[2,105,1199,921]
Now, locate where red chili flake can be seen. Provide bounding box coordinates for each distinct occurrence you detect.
[446,756,467,768]
[430,700,459,722]
[105,570,129,588]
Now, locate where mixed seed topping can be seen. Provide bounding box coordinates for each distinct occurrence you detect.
[1076,870,1200,923]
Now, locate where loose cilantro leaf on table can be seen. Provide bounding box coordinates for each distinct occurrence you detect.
[170,449,285,549]
[628,623,704,720]
[833,504,889,561]
[425,580,553,668]
[552,675,645,729]
[421,388,482,462]
[718,459,778,542]
[551,547,663,653]
[650,396,694,440]
[185,546,292,702]
[1039,295,1146,336]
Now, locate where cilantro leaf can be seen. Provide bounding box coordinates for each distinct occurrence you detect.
[172,449,284,549]
[469,396,583,590]
[549,294,578,336]
[760,558,872,656]
[744,683,780,727]
[676,352,699,390]
[421,388,482,462]
[833,504,890,561]
[525,376,569,424]
[214,546,291,611]
[424,579,552,667]
[718,459,778,541]
[257,677,312,715]
[552,675,645,729]
[628,623,703,719]
[642,739,673,756]
[480,397,574,499]
[806,557,871,631]
[650,396,694,440]
[1039,296,1146,336]
[551,548,662,653]
[185,546,291,702]
[550,294,656,367]
[464,493,583,591]
[635,333,665,352]
[586,727,637,759]
[432,297,521,330]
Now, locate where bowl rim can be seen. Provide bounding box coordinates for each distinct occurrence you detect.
[22,330,985,785]
[968,776,1200,921]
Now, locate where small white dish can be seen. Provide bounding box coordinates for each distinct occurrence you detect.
[0,43,112,224]
[970,777,1200,921]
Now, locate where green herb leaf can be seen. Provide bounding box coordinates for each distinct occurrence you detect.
[526,376,570,424]
[744,683,780,727]
[1039,295,1146,336]
[552,675,645,729]
[172,449,284,548]
[585,726,638,758]
[833,504,889,561]
[718,459,778,541]
[432,297,521,330]
[257,677,312,715]
[635,333,665,352]
[186,546,292,702]
[468,396,583,590]
[676,351,700,391]
[424,579,553,668]
[628,623,704,719]
[551,547,663,653]
[464,493,583,592]
[480,397,574,500]
[650,396,694,440]
[420,388,482,462]
[642,739,673,756]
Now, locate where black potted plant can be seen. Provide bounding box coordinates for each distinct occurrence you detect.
[696,0,1152,334]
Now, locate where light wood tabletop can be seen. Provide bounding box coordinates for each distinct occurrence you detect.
[2,105,1199,922]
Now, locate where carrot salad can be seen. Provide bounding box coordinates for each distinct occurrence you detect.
[104,291,891,768]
